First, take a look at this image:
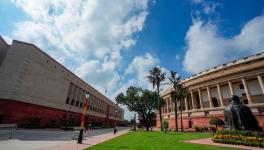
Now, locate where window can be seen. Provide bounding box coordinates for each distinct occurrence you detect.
[75,101,79,107]
[66,97,70,104]
[71,99,75,105]
[46,60,49,63]
[80,102,83,108]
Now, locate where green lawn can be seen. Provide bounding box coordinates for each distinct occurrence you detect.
[86,131,236,150]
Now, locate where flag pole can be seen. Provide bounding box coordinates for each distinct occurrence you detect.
[78,93,89,144]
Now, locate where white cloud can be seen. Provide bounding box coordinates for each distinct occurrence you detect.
[203,2,219,15]
[233,16,264,53]
[125,53,159,90]
[12,0,148,62]
[10,0,150,120]
[183,15,264,73]
[11,0,149,88]
[191,0,220,15]
[74,59,120,94]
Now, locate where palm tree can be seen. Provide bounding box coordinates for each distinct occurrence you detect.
[168,71,180,131]
[177,85,187,132]
[147,67,166,131]
[168,71,187,132]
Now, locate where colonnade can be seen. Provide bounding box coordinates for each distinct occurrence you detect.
[162,75,264,114]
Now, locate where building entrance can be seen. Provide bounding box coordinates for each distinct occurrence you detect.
[188,120,192,128]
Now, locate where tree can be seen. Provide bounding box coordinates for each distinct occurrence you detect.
[168,71,187,132]
[116,86,158,131]
[209,117,224,129]
[147,67,166,131]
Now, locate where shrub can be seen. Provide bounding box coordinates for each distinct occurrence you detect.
[162,120,168,132]
[209,117,224,128]
[193,126,209,132]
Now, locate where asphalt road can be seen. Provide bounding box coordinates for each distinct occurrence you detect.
[0,127,129,150]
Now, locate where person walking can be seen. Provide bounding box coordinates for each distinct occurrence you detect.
[114,126,118,134]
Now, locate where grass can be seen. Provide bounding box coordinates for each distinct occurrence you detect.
[85,131,236,150]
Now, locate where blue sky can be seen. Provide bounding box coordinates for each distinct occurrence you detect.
[1,0,264,119]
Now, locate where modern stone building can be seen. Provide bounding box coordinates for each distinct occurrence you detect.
[0,36,124,127]
[158,52,264,130]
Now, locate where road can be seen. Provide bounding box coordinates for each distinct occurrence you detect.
[0,127,129,150]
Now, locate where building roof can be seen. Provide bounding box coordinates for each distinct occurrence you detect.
[161,51,264,96]
[182,51,264,83]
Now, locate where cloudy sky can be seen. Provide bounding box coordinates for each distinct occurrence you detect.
[1,0,264,119]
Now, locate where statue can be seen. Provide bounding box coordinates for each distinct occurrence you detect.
[224,95,262,131]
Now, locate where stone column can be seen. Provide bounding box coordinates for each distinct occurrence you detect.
[241,78,252,104]
[217,84,224,107]
[228,81,234,96]
[184,97,188,111]
[190,90,195,110]
[170,95,174,113]
[207,86,212,108]
[167,98,169,113]
[257,75,264,95]
[198,88,203,109]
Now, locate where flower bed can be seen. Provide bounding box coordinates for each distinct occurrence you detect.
[212,130,264,148]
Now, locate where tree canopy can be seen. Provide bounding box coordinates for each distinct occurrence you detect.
[116,86,159,131]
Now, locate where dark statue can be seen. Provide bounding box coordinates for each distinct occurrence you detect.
[224,95,262,131]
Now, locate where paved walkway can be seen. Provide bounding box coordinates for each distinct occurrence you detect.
[43,129,129,150]
[185,138,264,150]
[0,127,129,150]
